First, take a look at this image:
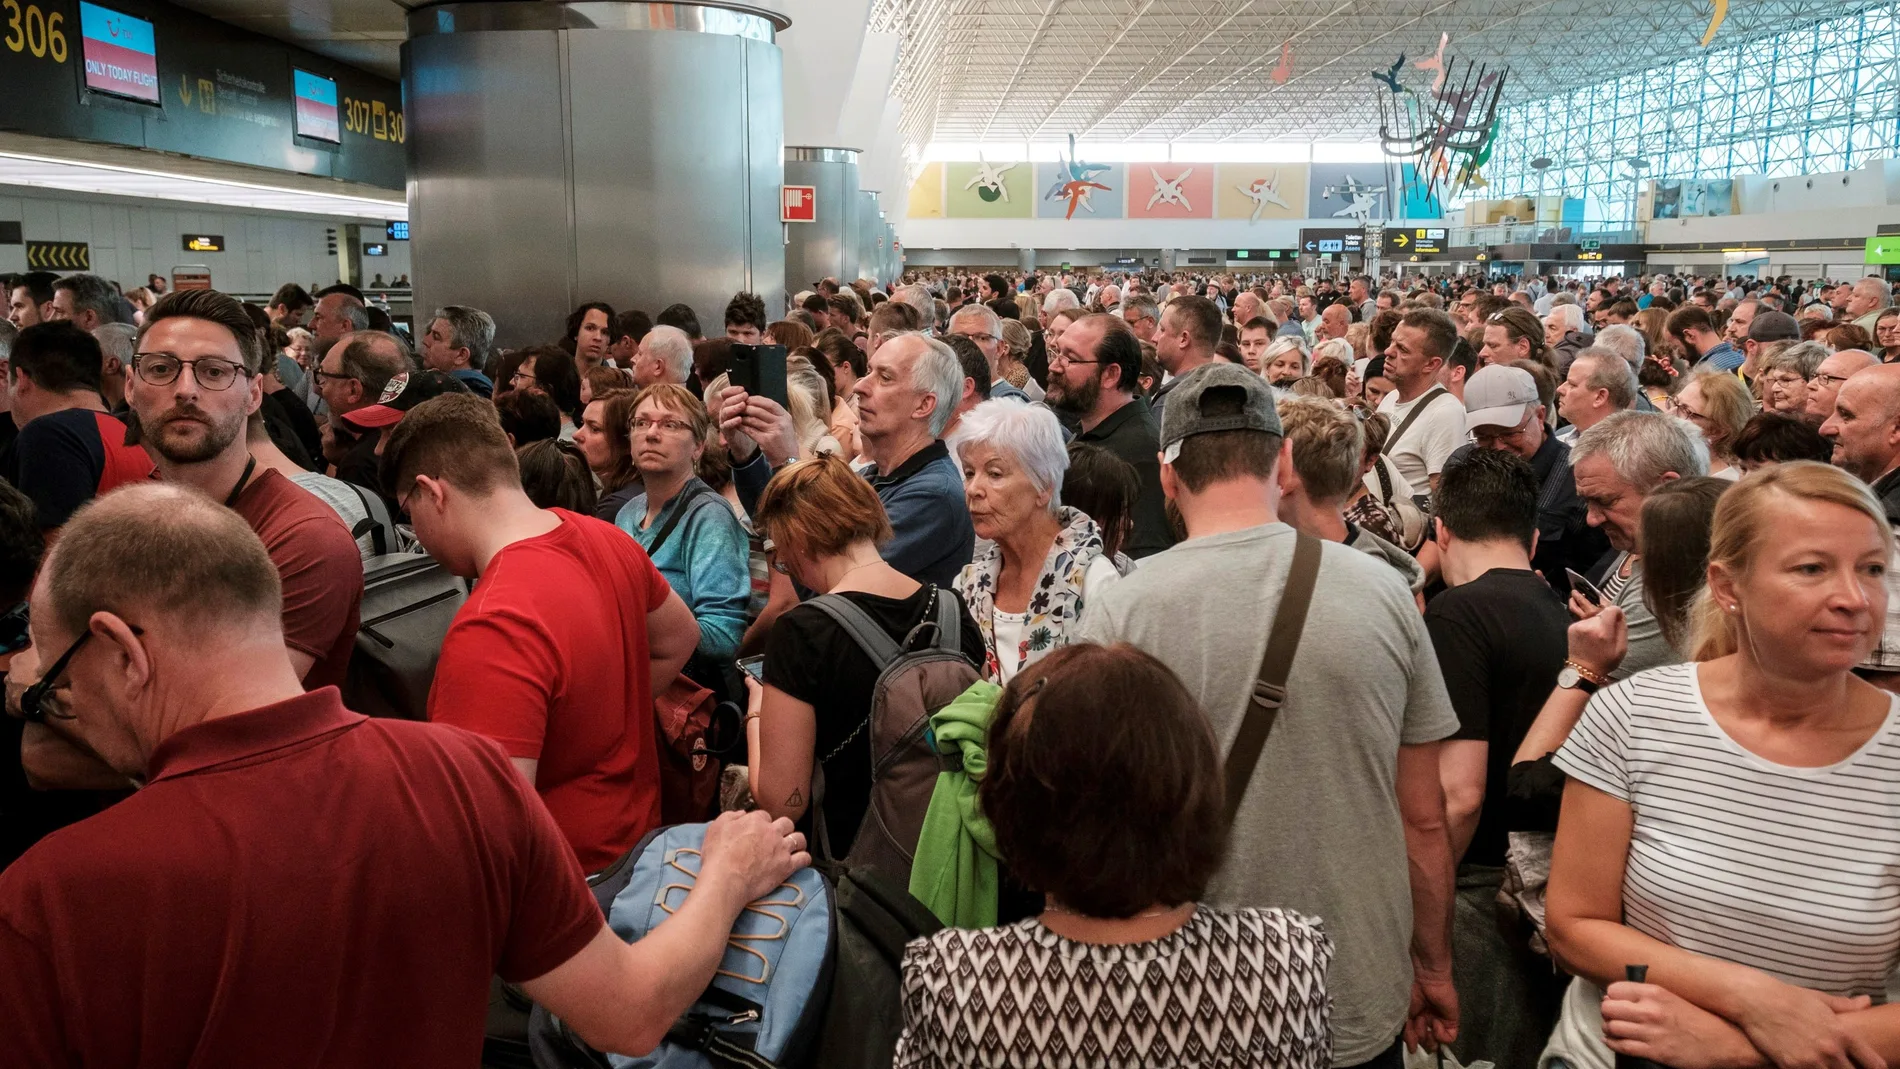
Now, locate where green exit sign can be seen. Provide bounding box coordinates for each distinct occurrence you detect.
[1868,237,1900,265]
[1580,237,1601,251]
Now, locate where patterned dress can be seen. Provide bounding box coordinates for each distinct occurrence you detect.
[894,907,1334,1069]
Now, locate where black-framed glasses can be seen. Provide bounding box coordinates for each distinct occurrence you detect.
[312,367,356,384]
[133,354,249,391]
[1048,352,1099,369]
[16,625,141,724]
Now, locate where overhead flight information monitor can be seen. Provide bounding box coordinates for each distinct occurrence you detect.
[79,2,160,104]
[293,69,341,143]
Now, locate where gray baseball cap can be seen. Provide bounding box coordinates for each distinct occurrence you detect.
[1747,309,1800,343]
[1159,363,1283,463]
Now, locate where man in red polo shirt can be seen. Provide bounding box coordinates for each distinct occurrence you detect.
[3,321,152,534]
[0,484,807,1065]
[382,393,698,873]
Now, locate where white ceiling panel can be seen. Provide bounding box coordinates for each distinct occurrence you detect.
[871,0,1890,154]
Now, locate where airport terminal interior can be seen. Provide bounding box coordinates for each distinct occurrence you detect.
[5,1,1900,1068]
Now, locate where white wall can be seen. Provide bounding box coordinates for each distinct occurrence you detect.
[1645,159,1900,247]
[0,185,408,296]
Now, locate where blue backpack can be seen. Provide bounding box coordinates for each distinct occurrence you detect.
[530,823,835,1069]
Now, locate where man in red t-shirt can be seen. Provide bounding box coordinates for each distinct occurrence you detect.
[0,485,806,1066]
[20,291,363,789]
[383,393,699,872]
[3,321,152,534]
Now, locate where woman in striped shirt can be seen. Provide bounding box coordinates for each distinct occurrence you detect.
[1543,462,1900,1069]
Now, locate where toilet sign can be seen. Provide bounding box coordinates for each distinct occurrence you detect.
[781,185,816,223]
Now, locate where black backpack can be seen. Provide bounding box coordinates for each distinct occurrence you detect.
[342,553,467,721]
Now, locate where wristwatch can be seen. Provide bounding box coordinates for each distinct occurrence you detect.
[1558,660,1607,694]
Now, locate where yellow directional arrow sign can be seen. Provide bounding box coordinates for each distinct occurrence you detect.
[25,242,90,271]
[1392,232,1409,248]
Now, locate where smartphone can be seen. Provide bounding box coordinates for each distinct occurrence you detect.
[729,343,789,411]
[1565,568,1606,606]
[736,655,766,683]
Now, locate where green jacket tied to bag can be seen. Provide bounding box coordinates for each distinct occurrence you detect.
[908,680,1002,928]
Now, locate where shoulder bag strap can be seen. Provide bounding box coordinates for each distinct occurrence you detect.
[643,483,713,557]
[806,594,904,670]
[1386,386,1450,452]
[343,481,390,557]
[931,585,962,653]
[1222,532,1322,827]
[1373,454,1397,505]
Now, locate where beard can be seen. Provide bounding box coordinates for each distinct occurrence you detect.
[146,405,244,464]
[1046,372,1100,416]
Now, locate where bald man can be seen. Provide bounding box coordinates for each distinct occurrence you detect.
[1317,303,1351,343]
[1805,349,1879,427]
[1819,362,1900,681]
[1822,364,1900,508]
[2,483,805,1065]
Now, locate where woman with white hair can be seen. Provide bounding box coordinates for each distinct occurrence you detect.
[1261,336,1310,389]
[953,399,1130,683]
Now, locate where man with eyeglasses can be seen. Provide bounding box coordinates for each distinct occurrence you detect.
[1045,313,1172,558]
[18,290,361,791]
[0,482,806,1066]
[383,393,699,870]
[315,330,413,488]
[2,321,152,536]
[1120,295,1161,346]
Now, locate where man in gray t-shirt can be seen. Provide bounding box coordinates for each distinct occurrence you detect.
[1075,364,1460,1067]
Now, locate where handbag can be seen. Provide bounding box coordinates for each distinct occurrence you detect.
[645,482,731,826]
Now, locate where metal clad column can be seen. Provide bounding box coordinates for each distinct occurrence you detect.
[1018,248,1036,274]
[855,190,879,282]
[405,2,788,348]
[784,147,859,293]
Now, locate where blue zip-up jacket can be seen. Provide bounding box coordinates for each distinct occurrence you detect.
[614,478,750,661]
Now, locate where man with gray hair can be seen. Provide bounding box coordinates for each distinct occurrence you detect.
[1583,324,1659,413]
[421,305,497,398]
[90,322,137,411]
[1847,276,1894,333]
[947,303,1027,402]
[1543,304,1589,372]
[847,333,974,585]
[48,274,129,332]
[1555,347,1639,445]
[302,291,370,420]
[893,285,937,335]
[1571,410,1708,680]
[632,324,693,387]
[1120,294,1161,345]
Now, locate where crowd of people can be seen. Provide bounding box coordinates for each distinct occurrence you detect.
[2,258,1900,1068]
